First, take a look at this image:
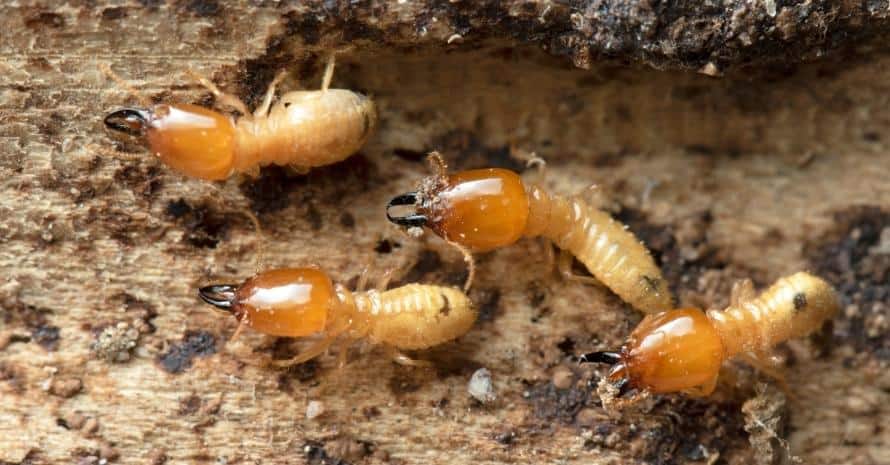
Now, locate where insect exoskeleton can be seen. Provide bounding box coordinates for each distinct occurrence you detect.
[198,267,476,367]
[102,56,376,181]
[579,272,839,398]
[385,154,673,313]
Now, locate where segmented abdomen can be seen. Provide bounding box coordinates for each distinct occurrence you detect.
[524,186,673,313]
[234,90,375,172]
[707,272,839,357]
[359,284,476,350]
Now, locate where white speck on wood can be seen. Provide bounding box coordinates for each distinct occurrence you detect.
[468,368,496,403]
[306,400,325,419]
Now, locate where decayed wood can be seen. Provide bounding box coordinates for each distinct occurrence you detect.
[1,2,889,464]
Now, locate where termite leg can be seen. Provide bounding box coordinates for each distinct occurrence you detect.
[558,249,600,285]
[355,257,401,292]
[254,70,287,118]
[375,267,397,292]
[578,184,611,210]
[335,338,354,369]
[730,278,757,307]
[186,68,250,116]
[270,333,339,367]
[681,377,718,397]
[239,166,261,178]
[321,54,335,92]
[541,239,556,273]
[356,262,373,292]
[385,346,433,367]
[739,351,795,400]
[286,164,311,176]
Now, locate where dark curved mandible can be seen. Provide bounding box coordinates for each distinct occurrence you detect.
[198,284,238,312]
[577,351,622,365]
[103,108,151,136]
[385,192,428,227]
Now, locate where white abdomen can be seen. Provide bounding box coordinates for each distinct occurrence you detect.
[234,89,376,172]
[360,285,477,350]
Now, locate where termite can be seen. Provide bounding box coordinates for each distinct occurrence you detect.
[385,153,673,313]
[198,267,476,367]
[101,55,376,180]
[579,271,839,399]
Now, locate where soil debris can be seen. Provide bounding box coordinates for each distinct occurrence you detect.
[30,325,60,351]
[525,377,593,424]
[742,384,792,465]
[306,400,325,420]
[157,331,217,374]
[304,441,351,465]
[165,199,230,249]
[91,322,140,363]
[468,368,496,404]
[49,377,83,398]
[807,206,890,359]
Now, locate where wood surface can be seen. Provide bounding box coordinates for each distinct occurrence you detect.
[1,2,888,464]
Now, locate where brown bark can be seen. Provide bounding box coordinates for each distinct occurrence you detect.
[1,1,888,464]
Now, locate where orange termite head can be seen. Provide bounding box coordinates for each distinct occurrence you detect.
[198,267,336,338]
[386,167,530,252]
[104,104,236,181]
[580,308,725,396]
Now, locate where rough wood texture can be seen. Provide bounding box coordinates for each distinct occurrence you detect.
[1,1,889,464]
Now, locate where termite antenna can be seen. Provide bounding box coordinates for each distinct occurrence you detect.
[427,151,448,176]
[446,238,476,292]
[198,284,238,312]
[241,209,266,275]
[578,351,622,365]
[86,143,144,162]
[99,63,151,107]
[386,192,428,227]
[104,108,152,136]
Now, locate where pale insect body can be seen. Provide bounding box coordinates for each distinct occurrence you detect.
[102,56,376,181]
[386,154,672,313]
[199,267,476,367]
[706,271,840,358]
[234,89,374,174]
[523,185,671,313]
[353,284,474,350]
[581,272,839,398]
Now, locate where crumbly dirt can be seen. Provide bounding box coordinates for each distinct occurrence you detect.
[1,2,889,465]
[806,206,890,360]
[742,384,791,465]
